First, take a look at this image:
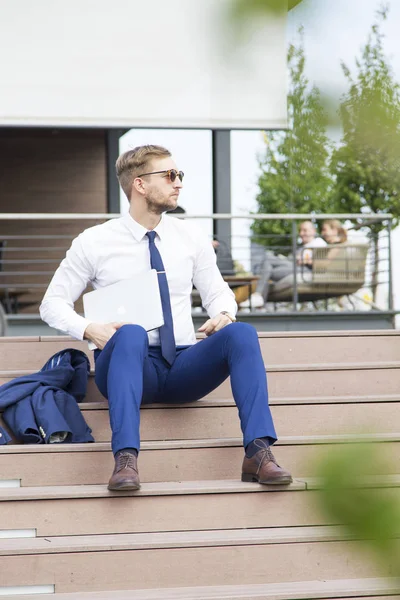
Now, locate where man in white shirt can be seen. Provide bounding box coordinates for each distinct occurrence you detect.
[40,145,292,491]
[249,220,327,306]
[297,220,327,265]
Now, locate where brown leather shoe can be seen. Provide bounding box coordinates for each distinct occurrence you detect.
[242,445,292,485]
[108,451,141,491]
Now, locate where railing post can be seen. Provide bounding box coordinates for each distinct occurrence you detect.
[291,219,298,310]
[387,218,393,311]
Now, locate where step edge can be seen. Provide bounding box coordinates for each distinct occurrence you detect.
[31,328,400,338]
[6,577,400,600]
[1,433,400,454]
[0,525,382,556]
[78,395,400,409]
[0,478,307,501]
[2,395,400,413]
[1,472,400,501]
[1,361,400,378]
[304,473,400,490]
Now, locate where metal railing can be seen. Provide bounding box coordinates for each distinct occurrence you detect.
[0,212,394,315]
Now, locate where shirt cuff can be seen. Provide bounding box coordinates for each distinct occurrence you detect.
[207,300,237,320]
[67,314,93,341]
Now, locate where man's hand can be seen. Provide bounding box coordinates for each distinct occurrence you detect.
[198,313,233,337]
[83,322,125,350]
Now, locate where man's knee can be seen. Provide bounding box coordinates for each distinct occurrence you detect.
[223,322,258,346]
[112,324,148,351]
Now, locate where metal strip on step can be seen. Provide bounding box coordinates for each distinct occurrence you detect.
[0,585,54,596]
[0,529,36,539]
[0,480,20,488]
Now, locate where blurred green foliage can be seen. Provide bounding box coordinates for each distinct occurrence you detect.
[316,442,400,578]
[231,0,303,20]
[227,0,303,50]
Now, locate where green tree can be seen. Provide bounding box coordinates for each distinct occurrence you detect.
[331,6,400,294]
[252,36,334,251]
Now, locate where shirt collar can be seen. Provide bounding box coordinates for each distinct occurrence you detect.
[122,213,165,241]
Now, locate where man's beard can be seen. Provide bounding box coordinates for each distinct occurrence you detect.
[145,189,176,214]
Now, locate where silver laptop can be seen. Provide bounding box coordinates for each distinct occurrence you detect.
[83,269,164,350]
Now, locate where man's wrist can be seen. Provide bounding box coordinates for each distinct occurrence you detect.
[220,311,236,323]
[83,322,95,341]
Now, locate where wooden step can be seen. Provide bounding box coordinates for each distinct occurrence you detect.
[0,436,399,486]
[0,478,399,538]
[0,536,389,592]
[1,526,393,593]
[0,480,313,537]
[2,400,400,444]
[0,524,357,556]
[0,330,399,371]
[1,362,400,400]
[11,578,400,600]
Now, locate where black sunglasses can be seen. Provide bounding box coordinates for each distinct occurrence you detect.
[137,169,184,183]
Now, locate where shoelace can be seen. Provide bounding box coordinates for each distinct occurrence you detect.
[256,446,278,475]
[115,452,138,473]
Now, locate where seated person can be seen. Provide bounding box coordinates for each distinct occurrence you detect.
[296,220,327,266]
[307,218,349,272]
[212,239,235,276]
[247,220,327,307]
[321,219,348,245]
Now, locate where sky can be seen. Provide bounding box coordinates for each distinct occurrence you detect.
[120,0,400,313]
[289,0,400,97]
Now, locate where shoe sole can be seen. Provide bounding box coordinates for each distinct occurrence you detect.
[241,473,293,485]
[108,482,141,492]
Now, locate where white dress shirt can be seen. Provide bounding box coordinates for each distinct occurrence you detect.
[304,236,327,249]
[296,236,327,261]
[40,213,237,346]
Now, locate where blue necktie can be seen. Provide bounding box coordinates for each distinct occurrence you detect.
[146,231,176,365]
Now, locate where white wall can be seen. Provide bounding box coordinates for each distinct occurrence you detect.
[0,0,288,129]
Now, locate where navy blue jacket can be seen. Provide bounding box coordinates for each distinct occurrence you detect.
[0,349,94,445]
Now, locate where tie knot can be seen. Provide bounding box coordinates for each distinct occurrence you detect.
[146,231,157,243]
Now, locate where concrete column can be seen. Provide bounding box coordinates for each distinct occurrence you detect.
[212,130,232,252]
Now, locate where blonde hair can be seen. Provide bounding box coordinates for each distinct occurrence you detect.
[116,145,171,200]
[322,219,348,243]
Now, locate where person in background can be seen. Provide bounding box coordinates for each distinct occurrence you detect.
[245,220,326,308]
[321,219,348,245]
[309,219,349,272]
[297,220,327,266]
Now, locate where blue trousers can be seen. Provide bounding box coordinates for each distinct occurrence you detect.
[94,322,277,455]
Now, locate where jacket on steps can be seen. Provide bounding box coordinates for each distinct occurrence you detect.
[0,349,94,444]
